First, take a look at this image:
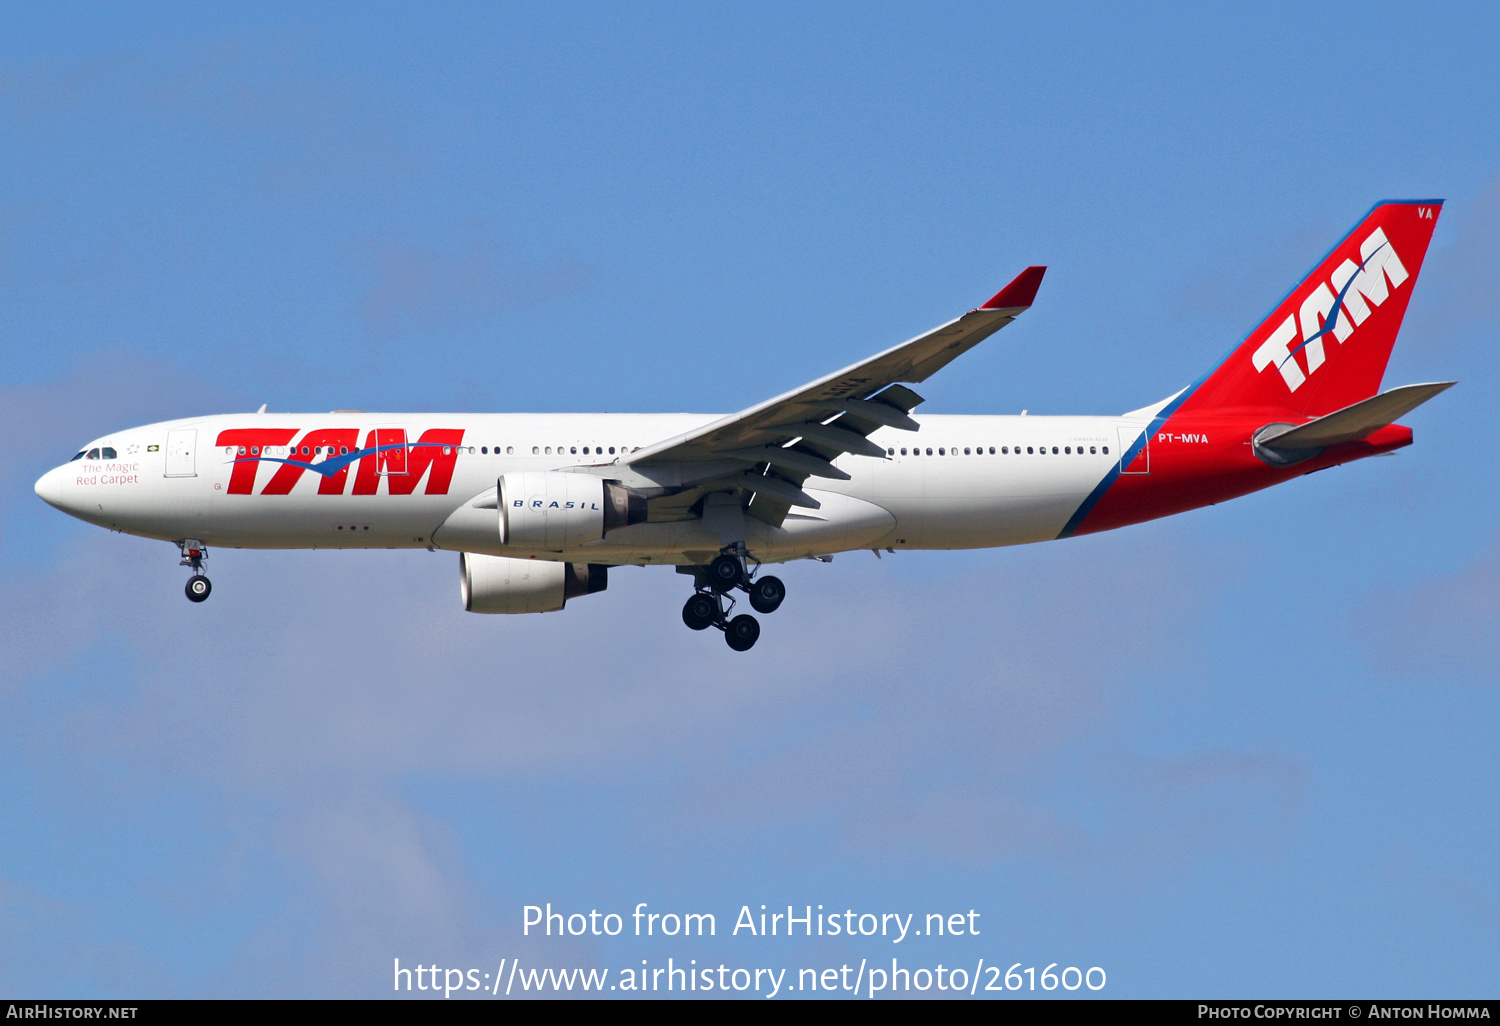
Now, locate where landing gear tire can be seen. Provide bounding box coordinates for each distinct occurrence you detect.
[682,593,717,631]
[708,553,743,592]
[748,575,785,614]
[724,613,760,652]
[185,575,212,603]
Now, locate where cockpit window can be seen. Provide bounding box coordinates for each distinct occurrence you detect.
[101,447,117,459]
[86,448,101,459]
[70,450,87,462]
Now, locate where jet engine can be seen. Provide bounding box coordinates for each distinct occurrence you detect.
[460,553,607,614]
[497,472,647,550]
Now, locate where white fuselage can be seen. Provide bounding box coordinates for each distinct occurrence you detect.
[35,411,1141,565]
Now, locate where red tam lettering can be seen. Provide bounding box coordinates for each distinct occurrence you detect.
[215,428,298,495]
[352,428,465,496]
[260,428,362,495]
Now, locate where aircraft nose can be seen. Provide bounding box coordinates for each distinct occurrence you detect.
[34,465,71,510]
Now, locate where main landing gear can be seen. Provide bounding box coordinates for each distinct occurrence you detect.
[179,539,211,603]
[681,547,785,652]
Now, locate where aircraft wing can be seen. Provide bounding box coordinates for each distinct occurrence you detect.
[626,266,1046,525]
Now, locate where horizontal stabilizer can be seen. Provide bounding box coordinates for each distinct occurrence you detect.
[1258,381,1455,450]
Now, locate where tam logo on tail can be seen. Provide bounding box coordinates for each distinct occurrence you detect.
[1251,226,1409,393]
[1175,201,1441,420]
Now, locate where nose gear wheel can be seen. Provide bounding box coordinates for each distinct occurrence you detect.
[178,540,212,603]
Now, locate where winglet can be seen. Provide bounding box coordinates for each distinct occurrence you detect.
[981,266,1046,310]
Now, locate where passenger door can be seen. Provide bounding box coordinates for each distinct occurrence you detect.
[165,429,197,478]
[1117,426,1149,475]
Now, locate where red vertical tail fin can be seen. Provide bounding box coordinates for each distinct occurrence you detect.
[1183,200,1442,418]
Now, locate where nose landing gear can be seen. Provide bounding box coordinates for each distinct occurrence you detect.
[179,539,211,603]
[681,546,786,651]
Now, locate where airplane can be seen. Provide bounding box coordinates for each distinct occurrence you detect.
[35,200,1453,652]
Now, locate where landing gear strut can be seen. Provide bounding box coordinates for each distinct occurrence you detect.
[680,545,787,651]
[179,539,211,603]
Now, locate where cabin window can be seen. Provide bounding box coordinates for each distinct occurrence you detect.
[925,448,932,455]
[545,447,552,455]
[900,448,907,455]
[1102,446,1109,454]
[570,446,577,454]
[340,447,348,455]
[608,447,615,455]
[988,447,995,454]
[1090,446,1096,454]
[963,447,970,455]
[507,446,514,455]
[1051,446,1058,454]
[533,446,541,455]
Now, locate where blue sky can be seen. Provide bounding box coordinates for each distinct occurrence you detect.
[1,2,1497,998]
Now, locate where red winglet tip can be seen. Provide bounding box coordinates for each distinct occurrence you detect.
[981,265,1046,309]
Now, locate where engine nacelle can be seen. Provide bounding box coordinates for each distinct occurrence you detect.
[498,472,647,550]
[460,553,607,614]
